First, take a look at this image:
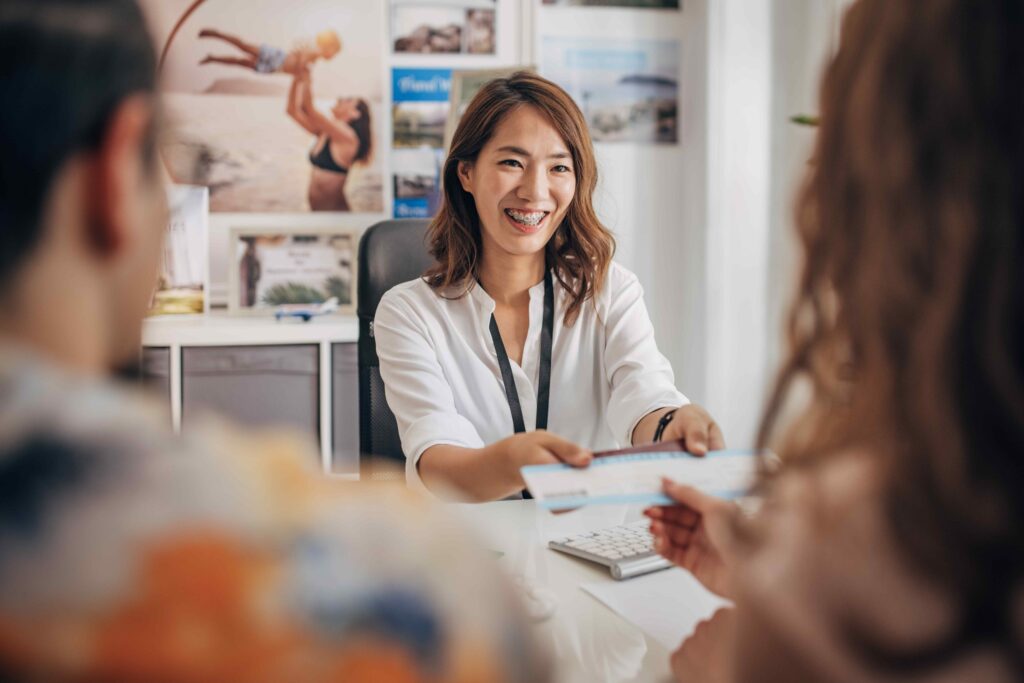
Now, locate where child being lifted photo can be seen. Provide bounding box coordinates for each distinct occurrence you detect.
[198,27,341,75]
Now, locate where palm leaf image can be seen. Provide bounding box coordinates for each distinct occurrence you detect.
[261,282,326,306]
[324,276,352,305]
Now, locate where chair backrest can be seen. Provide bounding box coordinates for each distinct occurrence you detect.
[357,219,434,478]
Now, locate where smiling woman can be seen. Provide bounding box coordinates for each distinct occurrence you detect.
[374,72,724,502]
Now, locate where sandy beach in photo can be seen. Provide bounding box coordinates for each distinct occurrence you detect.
[163,93,383,212]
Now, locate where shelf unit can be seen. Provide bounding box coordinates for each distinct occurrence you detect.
[141,313,360,479]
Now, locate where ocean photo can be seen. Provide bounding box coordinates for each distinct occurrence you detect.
[541,38,679,144]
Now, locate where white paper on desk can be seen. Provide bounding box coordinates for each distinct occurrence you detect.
[521,449,759,510]
[581,568,731,651]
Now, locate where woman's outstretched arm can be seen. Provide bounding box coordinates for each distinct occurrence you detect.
[286,70,318,135]
[298,72,360,147]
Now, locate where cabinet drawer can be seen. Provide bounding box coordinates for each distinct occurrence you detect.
[182,345,320,448]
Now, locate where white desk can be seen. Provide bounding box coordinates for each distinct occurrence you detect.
[140,314,360,476]
[454,500,675,683]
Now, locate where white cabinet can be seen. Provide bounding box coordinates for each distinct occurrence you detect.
[141,314,360,478]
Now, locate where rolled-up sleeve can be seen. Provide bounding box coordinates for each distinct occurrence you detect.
[374,289,485,491]
[603,266,688,444]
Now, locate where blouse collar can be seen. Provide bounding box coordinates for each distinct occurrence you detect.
[467,271,549,316]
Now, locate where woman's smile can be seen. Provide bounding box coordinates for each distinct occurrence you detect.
[504,208,550,234]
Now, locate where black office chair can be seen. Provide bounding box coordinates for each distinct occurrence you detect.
[357,219,435,480]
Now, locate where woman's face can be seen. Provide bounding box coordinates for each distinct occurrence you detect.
[457,105,576,262]
[332,98,361,122]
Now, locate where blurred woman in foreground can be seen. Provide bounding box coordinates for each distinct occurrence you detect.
[649,1,1024,680]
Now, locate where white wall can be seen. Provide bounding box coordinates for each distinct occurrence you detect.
[699,0,843,447]
[766,0,843,400]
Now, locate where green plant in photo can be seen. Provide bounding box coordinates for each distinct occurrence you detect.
[261,282,326,306]
[323,276,352,305]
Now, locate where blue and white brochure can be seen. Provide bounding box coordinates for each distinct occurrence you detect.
[521,449,760,511]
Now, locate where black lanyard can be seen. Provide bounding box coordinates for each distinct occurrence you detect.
[488,270,554,500]
[488,270,554,434]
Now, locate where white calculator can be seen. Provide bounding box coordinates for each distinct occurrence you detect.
[548,520,672,580]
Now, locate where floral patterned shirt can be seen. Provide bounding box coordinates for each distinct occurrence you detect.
[0,350,548,682]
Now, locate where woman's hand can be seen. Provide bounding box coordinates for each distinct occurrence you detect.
[645,478,736,598]
[659,404,725,455]
[500,430,592,484]
[419,432,591,502]
[670,608,736,683]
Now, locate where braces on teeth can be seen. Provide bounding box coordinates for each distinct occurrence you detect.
[506,209,546,226]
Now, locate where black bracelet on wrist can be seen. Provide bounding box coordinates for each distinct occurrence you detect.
[653,408,678,442]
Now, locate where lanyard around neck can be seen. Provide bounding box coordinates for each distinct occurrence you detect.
[488,270,554,434]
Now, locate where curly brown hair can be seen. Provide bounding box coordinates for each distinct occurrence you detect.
[757,0,1024,672]
[424,71,615,325]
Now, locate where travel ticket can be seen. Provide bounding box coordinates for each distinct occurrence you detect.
[521,448,761,510]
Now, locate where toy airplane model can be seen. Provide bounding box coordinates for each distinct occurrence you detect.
[274,297,339,322]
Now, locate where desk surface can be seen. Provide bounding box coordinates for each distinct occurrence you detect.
[454,500,674,683]
[141,312,359,346]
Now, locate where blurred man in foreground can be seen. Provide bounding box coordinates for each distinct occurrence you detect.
[0,1,547,680]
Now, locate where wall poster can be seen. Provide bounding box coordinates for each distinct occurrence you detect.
[144,0,385,213]
[541,37,679,144]
[391,0,497,55]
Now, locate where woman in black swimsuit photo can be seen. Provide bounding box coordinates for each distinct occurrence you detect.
[286,67,373,211]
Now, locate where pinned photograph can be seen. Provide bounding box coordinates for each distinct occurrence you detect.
[150,185,209,316]
[393,148,445,218]
[143,0,385,213]
[394,101,448,149]
[541,38,679,144]
[391,0,496,55]
[229,228,356,315]
[391,68,450,219]
[542,0,679,7]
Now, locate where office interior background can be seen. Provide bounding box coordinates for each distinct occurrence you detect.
[142,0,856,465]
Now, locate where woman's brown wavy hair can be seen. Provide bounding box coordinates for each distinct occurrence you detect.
[757,0,1023,672]
[424,71,615,325]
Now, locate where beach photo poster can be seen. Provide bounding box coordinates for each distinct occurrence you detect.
[391,0,497,55]
[542,0,680,8]
[541,38,679,144]
[392,68,451,218]
[150,185,209,316]
[143,0,385,213]
[229,228,356,314]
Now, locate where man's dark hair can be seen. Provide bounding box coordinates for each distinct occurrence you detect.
[0,0,158,281]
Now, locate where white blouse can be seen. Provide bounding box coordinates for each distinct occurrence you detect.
[374,262,687,490]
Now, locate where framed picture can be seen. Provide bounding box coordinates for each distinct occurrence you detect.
[391,0,497,55]
[540,37,679,144]
[146,0,385,213]
[444,66,532,149]
[541,0,680,7]
[228,227,356,315]
[149,184,209,316]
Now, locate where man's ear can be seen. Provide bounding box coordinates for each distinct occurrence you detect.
[86,95,155,258]
[456,160,473,195]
